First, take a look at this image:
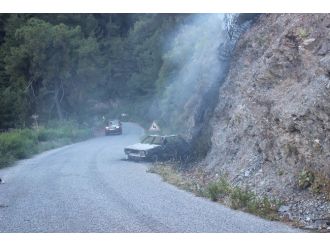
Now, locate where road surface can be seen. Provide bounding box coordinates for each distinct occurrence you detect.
[0,123,299,232]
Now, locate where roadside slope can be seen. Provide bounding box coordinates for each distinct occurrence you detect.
[204,14,330,228]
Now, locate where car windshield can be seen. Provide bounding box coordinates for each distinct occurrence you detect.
[108,120,120,126]
[141,136,163,145]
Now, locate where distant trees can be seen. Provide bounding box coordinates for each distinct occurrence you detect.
[0,14,188,128]
[5,18,98,120]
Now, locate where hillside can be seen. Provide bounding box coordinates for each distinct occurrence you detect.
[0,13,329,231]
[199,14,329,229]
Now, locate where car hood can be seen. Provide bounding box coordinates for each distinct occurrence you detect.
[125,143,160,151]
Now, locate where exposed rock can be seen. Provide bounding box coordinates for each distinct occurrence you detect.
[320,55,330,71]
[203,14,330,227]
[244,170,250,177]
[278,205,290,213]
[302,38,316,49]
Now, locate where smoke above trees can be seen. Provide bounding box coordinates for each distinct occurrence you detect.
[0,14,253,130]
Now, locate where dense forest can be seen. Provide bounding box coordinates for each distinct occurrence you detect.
[0,14,191,129]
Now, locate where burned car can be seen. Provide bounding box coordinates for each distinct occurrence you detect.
[105,119,122,135]
[124,135,189,161]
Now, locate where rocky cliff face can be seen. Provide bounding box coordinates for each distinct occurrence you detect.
[204,14,330,227]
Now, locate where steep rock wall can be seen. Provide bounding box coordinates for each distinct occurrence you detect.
[205,14,330,223]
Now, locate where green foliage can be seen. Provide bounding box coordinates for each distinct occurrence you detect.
[38,121,92,142]
[37,128,60,142]
[0,14,188,129]
[0,129,38,167]
[0,86,26,128]
[246,196,281,220]
[0,121,92,168]
[298,169,314,189]
[296,169,329,200]
[206,178,231,201]
[203,177,280,219]
[207,183,221,201]
[230,186,255,209]
[300,171,330,200]
[3,18,102,121]
[151,166,282,220]
[297,27,309,39]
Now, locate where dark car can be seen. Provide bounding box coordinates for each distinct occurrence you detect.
[105,120,122,135]
[124,135,189,161]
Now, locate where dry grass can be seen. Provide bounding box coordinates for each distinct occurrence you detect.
[149,163,281,221]
[310,172,330,200]
[148,165,185,187]
[297,168,330,201]
[148,164,205,195]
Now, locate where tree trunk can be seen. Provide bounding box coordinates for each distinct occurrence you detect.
[54,89,64,120]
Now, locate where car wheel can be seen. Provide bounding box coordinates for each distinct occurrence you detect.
[127,155,140,162]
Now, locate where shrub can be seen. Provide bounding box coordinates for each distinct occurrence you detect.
[310,172,330,200]
[151,164,283,221]
[0,129,38,168]
[297,28,309,39]
[37,122,92,143]
[37,128,59,141]
[0,152,14,168]
[207,182,221,201]
[0,130,38,158]
[0,121,92,168]
[298,169,314,189]
[230,186,255,209]
[206,179,279,217]
[247,196,281,220]
[70,128,92,141]
[206,177,231,201]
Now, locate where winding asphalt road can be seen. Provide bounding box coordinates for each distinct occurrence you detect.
[0,123,299,232]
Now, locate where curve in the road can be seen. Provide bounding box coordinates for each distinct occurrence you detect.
[0,123,300,232]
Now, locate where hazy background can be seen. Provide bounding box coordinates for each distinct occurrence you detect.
[0,14,235,132]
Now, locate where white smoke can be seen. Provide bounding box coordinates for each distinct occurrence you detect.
[156,14,229,135]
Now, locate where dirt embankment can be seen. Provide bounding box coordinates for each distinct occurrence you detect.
[199,14,330,229]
